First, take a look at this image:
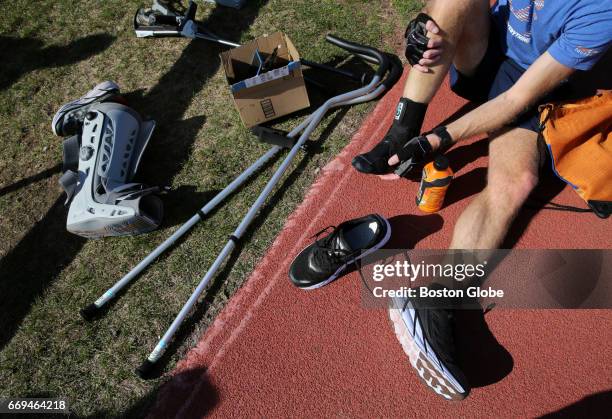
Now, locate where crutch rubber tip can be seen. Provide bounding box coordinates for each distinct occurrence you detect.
[136,359,156,379]
[80,303,101,321]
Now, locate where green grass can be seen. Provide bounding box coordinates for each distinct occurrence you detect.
[393,0,426,21]
[0,0,420,416]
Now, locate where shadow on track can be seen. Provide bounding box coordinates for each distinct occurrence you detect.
[538,389,612,418]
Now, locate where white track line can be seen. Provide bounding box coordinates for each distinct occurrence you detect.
[171,83,402,419]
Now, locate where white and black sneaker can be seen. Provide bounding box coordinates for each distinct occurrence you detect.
[52,80,121,137]
[289,214,391,290]
[389,283,471,400]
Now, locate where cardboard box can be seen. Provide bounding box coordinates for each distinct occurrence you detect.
[221,32,310,128]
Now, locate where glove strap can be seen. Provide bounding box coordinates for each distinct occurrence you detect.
[396,135,432,163]
[432,126,454,151]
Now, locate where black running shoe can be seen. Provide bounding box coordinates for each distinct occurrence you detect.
[388,283,470,400]
[289,214,391,289]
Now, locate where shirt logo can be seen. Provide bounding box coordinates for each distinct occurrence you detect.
[576,46,598,57]
[510,0,531,22]
[507,0,543,43]
[507,23,531,43]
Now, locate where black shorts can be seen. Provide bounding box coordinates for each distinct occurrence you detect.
[448,24,570,133]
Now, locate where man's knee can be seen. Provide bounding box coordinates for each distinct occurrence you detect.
[424,0,489,51]
[426,0,481,16]
[485,171,539,217]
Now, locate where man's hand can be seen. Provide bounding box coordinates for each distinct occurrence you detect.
[379,132,440,180]
[382,51,574,181]
[413,20,443,73]
[388,133,441,166]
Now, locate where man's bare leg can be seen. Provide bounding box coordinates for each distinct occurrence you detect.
[404,0,491,103]
[450,128,540,249]
[352,0,490,174]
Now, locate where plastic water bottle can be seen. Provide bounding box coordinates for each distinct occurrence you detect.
[416,155,453,213]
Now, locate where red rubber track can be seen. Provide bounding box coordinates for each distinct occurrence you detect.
[150,70,612,418]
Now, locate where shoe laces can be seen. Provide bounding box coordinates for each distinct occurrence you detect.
[310,226,358,269]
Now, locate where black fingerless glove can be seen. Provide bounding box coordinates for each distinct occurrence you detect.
[394,125,454,177]
[405,13,434,66]
[394,135,433,177]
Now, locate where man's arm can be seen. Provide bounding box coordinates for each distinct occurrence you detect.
[388,51,575,167]
[443,52,575,143]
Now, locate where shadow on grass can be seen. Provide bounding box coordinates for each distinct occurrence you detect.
[83,367,219,418]
[162,185,223,228]
[126,0,273,222]
[0,196,86,350]
[0,34,115,91]
[69,1,279,320]
[128,0,313,188]
[0,163,62,198]
[0,2,268,350]
[0,33,114,354]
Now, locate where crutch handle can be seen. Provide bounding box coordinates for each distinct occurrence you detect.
[325,34,389,79]
[382,53,403,89]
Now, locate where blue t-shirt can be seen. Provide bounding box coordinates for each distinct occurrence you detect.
[492,0,612,70]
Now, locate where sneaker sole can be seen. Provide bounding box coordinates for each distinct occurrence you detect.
[52,81,120,136]
[298,216,392,291]
[388,305,467,401]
